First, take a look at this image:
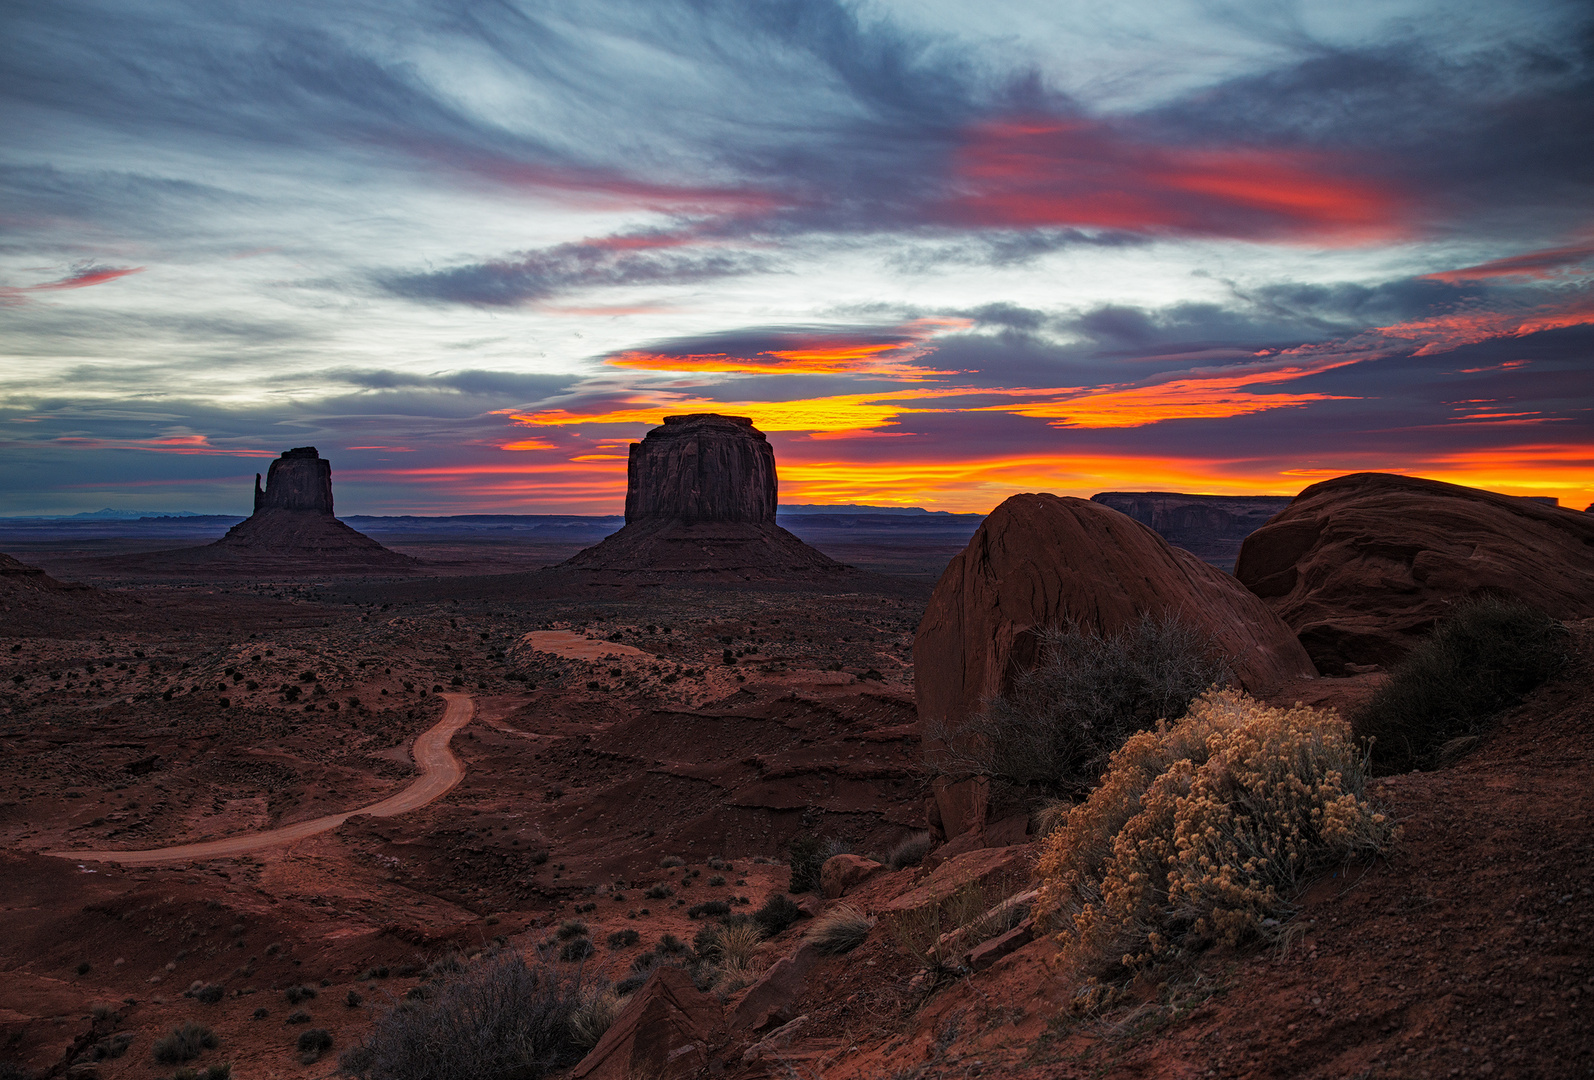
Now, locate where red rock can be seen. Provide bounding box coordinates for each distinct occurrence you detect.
[1235,473,1594,673]
[252,445,333,513]
[930,776,989,840]
[968,918,1034,971]
[883,845,1031,917]
[571,965,724,1080]
[914,494,1315,826]
[821,854,883,899]
[731,941,822,1031]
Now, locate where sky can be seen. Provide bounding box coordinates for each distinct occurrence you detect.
[2,0,1591,516]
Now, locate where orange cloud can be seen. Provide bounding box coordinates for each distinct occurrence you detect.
[1423,242,1594,282]
[604,319,969,379]
[0,265,145,305]
[1376,292,1594,355]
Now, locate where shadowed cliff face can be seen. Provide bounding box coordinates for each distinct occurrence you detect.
[254,447,335,514]
[624,415,776,526]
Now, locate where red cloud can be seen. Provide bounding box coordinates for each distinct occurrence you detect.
[0,264,145,304]
[1423,242,1594,283]
[944,117,1407,243]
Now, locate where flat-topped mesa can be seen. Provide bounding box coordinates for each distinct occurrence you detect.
[564,413,847,578]
[254,446,334,514]
[624,414,776,525]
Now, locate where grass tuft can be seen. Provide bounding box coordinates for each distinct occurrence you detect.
[152,1022,217,1065]
[805,904,872,955]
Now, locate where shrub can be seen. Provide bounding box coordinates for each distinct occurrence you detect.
[186,983,224,1005]
[606,929,639,949]
[567,987,622,1048]
[786,834,827,894]
[686,900,731,920]
[707,874,726,887]
[285,1009,312,1025]
[152,1022,217,1064]
[660,856,685,868]
[655,933,689,956]
[340,953,595,1080]
[296,1028,333,1060]
[886,832,933,870]
[251,1008,268,1020]
[693,918,762,968]
[642,884,674,900]
[752,893,802,938]
[887,880,994,971]
[555,920,589,941]
[931,613,1232,796]
[1355,598,1568,773]
[805,904,872,956]
[346,989,363,1008]
[558,938,594,963]
[283,985,317,1004]
[1034,688,1395,979]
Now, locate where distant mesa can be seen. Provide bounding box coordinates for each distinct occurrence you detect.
[0,550,84,595]
[1090,491,1293,572]
[1235,472,1594,674]
[205,447,418,572]
[564,414,848,578]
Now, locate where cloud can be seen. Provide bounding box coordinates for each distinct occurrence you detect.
[601,318,967,378]
[1424,241,1594,282]
[0,263,143,305]
[378,240,770,306]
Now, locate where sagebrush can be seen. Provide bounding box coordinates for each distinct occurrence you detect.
[1355,598,1567,773]
[929,612,1231,795]
[1034,688,1395,978]
[339,953,597,1080]
[152,1023,217,1065]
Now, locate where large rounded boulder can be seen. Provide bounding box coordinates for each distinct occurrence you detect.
[1234,472,1594,674]
[914,493,1316,769]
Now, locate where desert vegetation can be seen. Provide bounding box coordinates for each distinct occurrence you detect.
[929,612,1232,795]
[151,1022,218,1065]
[339,952,600,1080]
[1034,688,1395,989]
[1355,597,1568,772]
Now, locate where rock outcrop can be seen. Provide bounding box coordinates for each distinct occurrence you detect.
[914,494,1316,836]
[0,551,79,594]
[571,966,724,1079]
[1090,491,1293,571]
[564,414,847,578]
[1235,472,1594,673]
[202,447,417,572]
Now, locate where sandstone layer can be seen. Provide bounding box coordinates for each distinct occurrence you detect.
[913,492,1316,765]
[1090,491,1293,571]
[1234,472,1594,673]
[565,414,847,578]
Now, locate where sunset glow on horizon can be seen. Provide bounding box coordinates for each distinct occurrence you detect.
[1,1,1589,518]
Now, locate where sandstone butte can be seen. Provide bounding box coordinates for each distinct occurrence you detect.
[1235,472,1594,674]
[201,446,418,572]
[563,413,847,578]
[914,493,1316,839]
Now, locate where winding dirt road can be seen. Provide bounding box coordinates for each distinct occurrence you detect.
[43,693,475,867]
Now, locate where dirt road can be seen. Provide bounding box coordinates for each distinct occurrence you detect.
[43,693,475,866]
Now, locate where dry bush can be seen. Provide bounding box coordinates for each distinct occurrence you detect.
[567,987,622,1049]
[887,881,993,971]
[716,921,764,969]
[752,894,802,937]
[1034,688,1395,977]
[1355,598,1568,773]
[339,952,593,1080]
[152,1022,217,1064]
[886,832,933,870]
[928,612,1231,796]
[786,835,827,894]
[805,905,872,956]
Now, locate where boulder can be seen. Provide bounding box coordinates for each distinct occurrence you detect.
[564,415,848,578]
[731,941,822,1031]
[883,845,1032,918]
[571,965,724,1080]
[821,854,883,899]
[913,494,1316,833]
[1234,473,1594,673]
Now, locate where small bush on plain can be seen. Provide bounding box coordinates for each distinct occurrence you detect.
[606,929,639,949]
[806,904,872,955]
[555,920,588,941]
[296,1028,333,1060]
[152,1022,217,1064]
[186,983,224,1005]
[558,938,594,963]
[1355,598,1567,773]
[687,900,731,920]
[1034,688,1395,983]
[931,613,1231,796]
[283,985,316,1004]
[786,834,827,894]
[752,893,802,937]
[339,952,597,1080]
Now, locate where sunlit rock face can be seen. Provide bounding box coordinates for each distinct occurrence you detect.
[564,414,846,578]
[624,414,777,526]
[254,447,335,514]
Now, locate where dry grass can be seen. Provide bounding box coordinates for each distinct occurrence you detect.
[887,881,994,971]
[1034,688,1396,976]
[567,987,622,1049]
[805,904,873,955]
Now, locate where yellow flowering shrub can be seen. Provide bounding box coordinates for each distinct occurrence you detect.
[1033,688,1394,972]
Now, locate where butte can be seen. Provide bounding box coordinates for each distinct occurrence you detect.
[562,414,848,580]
